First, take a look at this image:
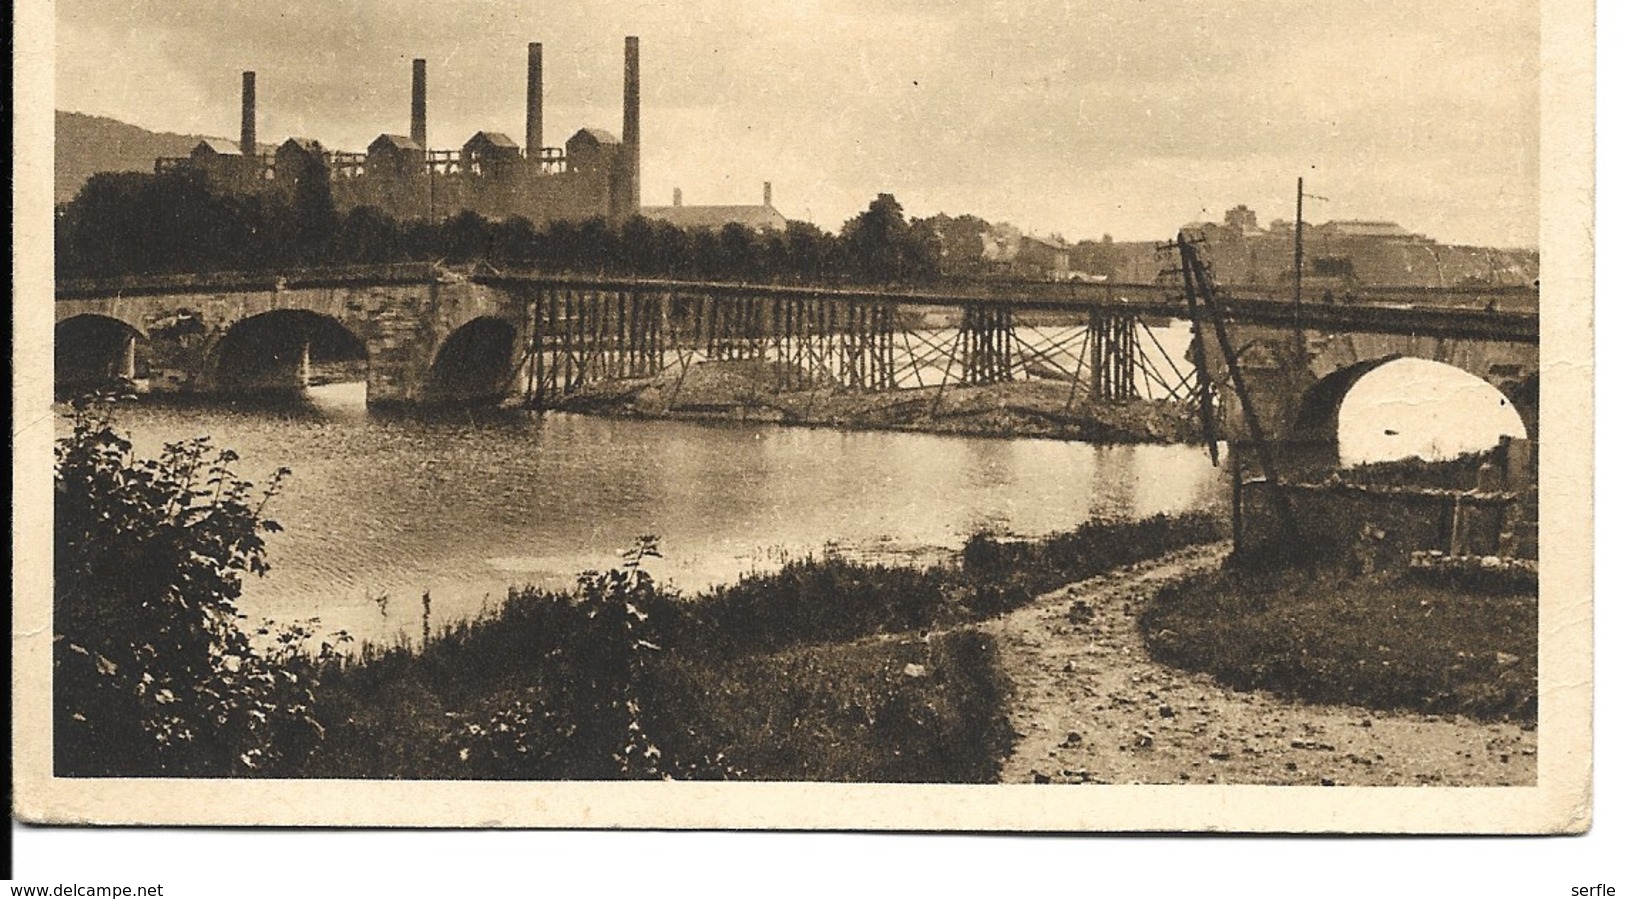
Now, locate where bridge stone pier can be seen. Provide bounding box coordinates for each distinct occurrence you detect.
[55,267,531,406]
[1195,320,1540,447]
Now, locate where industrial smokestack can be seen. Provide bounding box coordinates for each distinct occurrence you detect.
[525,42,544,157]
[621,36,641,212]
[240,72,257,157]
[411,58,427,148]
[763,182,772,207]
[673,187,682,207]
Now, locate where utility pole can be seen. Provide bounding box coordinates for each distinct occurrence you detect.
[1294,176,1305,314]
[1292,177,1328,360]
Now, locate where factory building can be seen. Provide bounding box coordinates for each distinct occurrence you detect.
[641,182,788,232]
[156,37,645,225]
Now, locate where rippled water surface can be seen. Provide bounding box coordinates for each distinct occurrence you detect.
[72,389,1228,643]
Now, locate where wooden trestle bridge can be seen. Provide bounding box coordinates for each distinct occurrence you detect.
[475,270,1537,412]
[497,279,1197,410]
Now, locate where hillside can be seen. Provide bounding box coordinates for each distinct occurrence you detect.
[1079,235,1538,290]
[54,111,247,205]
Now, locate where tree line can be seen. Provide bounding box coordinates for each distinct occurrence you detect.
[57,170,995,285]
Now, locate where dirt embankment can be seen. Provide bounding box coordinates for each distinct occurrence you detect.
[555,361,1204,444]
[987,544,1536,786]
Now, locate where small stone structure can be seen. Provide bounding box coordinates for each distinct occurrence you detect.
[1235,438,1538,566]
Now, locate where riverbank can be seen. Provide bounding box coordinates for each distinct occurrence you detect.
[992,545,1536,786]
[307,522,1536,785]
[302,513,1226,780]
[550,360,1204,444]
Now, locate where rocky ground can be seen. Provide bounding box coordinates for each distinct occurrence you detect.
[986,543,1537,786]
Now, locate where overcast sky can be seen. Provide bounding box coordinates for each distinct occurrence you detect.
[56,0,1539,247]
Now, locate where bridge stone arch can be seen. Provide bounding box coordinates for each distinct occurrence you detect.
[1198,323,1538,448]
[212,309,370,397]
[1290,354,1404,443]
[56,314,144,395]
[424,316,524,405]
[1505,372,1539,440]
[1289,354,1533,447]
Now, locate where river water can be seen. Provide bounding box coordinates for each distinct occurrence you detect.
[77,389,1230,645]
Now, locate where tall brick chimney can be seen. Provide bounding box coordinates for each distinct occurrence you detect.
[525,42,543,157]
[411,58,427,148]
[240,72,257,157]
[673,187,682,207]
[763,181,772,208]
[619,36,641,216]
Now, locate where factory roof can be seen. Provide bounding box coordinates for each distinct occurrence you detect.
[192,138,242,157]
[569,127,622,146]
[1021,234,1068,252]
[369,133,424,153]
[466,131,520,150]
[279,137,327,155]
[640,204,788,232]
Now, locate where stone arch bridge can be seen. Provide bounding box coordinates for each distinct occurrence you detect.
[56,265,531,406]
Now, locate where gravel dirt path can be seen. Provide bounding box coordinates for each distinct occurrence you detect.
[987,543,1537,786]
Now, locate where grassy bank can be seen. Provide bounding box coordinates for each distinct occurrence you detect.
[643,631,1012,783]
[304,511,1226,781]
[1140,562,1536,724]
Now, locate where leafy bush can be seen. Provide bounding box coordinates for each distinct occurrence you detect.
[438,538,728,780]
[53,398,337,776]
[1338,450,1500,491]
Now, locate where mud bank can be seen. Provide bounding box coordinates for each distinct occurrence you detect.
[547,361,1204,444]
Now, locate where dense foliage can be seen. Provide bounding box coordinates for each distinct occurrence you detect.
[53,399,339,776]
[439,538,705,779]
[57,171,963,286]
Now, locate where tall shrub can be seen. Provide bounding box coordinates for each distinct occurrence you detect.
[444,538,725,779]
[53,398,331,776]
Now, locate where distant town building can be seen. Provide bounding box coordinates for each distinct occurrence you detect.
[981,223,1070,281]
[1319,220,1417,240]
[1224,204,1266,237]
[1157,204,1535,288]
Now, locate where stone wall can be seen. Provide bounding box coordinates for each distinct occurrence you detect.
[1236,480,1534,566]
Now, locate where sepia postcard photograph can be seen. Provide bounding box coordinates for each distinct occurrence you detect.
[11,0,1595,848]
